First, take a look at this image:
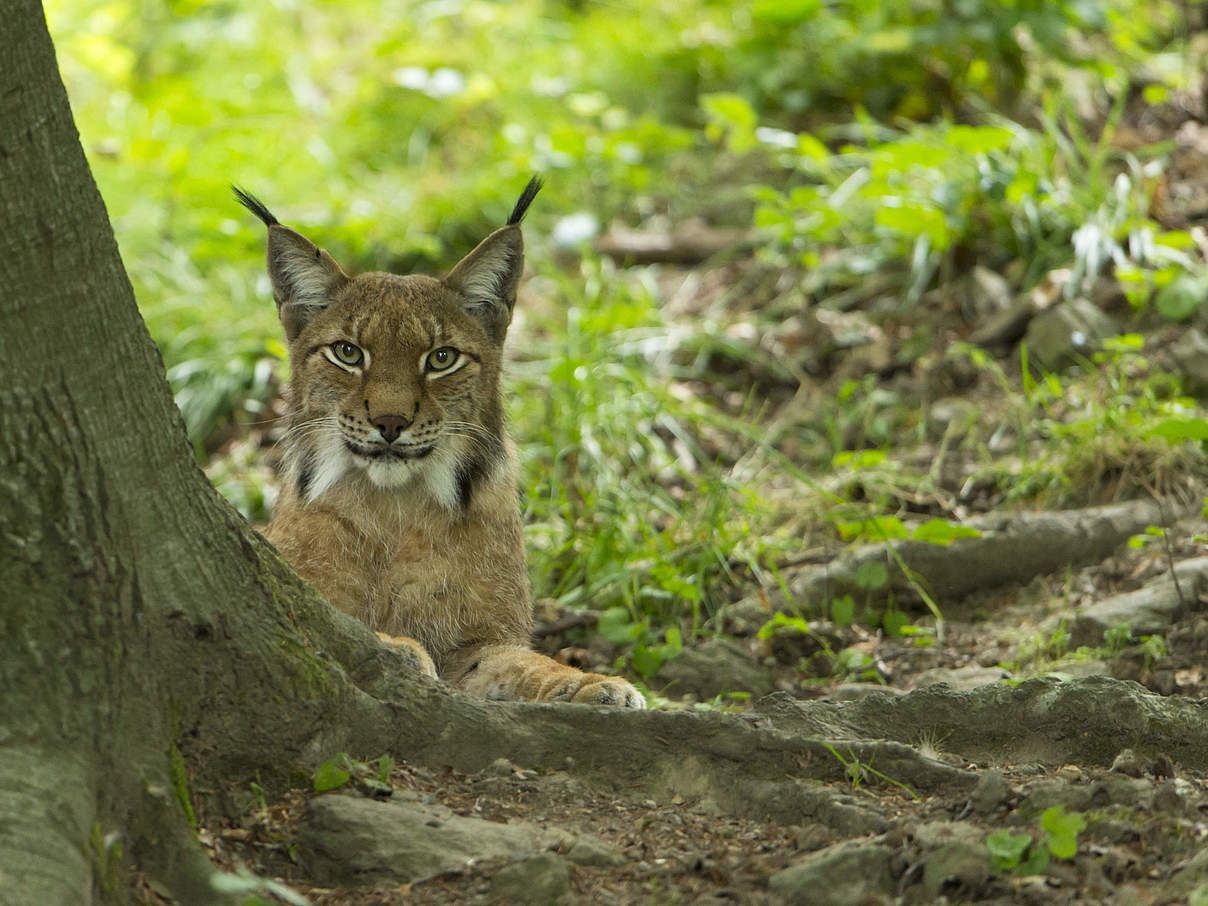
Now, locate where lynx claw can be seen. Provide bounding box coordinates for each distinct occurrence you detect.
[570,675,647,710]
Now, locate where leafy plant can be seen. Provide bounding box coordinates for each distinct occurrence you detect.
[312,756,352,793]
[312,752,395,794]
[987,805,1087,875]
[822,742,915,798]
[598,607,684,678]
[1104,622,1133,653]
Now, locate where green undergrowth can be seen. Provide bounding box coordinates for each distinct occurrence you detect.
[512,260,801,644]
[45,0,1208,679]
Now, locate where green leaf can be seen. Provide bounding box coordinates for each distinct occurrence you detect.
[752,0,819,25]
[1102,333,1144,351]
[1149,418,1208,443]
[882,609,907,637]
[597,607,641,644]
[836,516,908,542]
[910,518,981,545]
[701,93,758,152]
[663,626,683,655]
[1040,805,1087,839]
[757,611,812,639]
[1154,272,1208,321]
[830,594,855,626]
[986,830,1031,864]
[832,449,886,469]
[875,202,949,250]
[376,754,394,785]
[796,132,830,161]
[631,644,663,678]
[944,125,1014,154]
[313,757,351,792]
[1047,833,1079,859]
[855,560,889,590]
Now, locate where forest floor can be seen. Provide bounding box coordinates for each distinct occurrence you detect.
[168,109,1208,906]
[181,512,1208,906]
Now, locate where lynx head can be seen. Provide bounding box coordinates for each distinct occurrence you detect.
[235,178,541,510]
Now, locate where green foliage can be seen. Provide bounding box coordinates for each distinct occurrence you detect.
[514,263,793,640]
[598,607,684,678]
[46,0,1201,668]
[822,742,915,798]
[312,755,351,793]
[986,830,1040,873]
[1041,805,1087,859]
[987,806,1086,875]
[312,752,397,796]
[954,337,1207,507]
[757,611,815,641]
[1104,622,1133,653]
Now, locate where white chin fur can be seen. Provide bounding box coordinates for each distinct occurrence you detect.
[360,437,467,511]
[364,457,422,488]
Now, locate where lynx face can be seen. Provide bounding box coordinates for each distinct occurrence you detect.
[286,273,508,508]
[236,180,541,511]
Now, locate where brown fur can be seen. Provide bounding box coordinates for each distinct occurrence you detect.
[237,181,644,708]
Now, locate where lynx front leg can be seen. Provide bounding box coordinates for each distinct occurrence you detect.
[452,645,646,709]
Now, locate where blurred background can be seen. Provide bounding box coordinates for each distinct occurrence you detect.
[46,0,1208,694]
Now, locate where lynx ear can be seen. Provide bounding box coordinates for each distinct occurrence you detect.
[444,177,541,341]
[266,227,350,339]
[233,187,349,340]
[443,225,524,340]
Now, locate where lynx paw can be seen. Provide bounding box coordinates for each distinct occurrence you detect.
[375,631,438,678]
[564,674,647,709]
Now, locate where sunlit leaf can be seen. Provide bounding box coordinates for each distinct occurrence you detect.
[910,519,981,545]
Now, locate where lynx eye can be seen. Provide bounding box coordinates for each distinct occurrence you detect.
[329,341,364,367]
[425,346,461,373]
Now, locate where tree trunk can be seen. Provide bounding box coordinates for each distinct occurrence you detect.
[0,2,407,901]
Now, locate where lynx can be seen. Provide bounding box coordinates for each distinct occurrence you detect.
[236,179,644,708]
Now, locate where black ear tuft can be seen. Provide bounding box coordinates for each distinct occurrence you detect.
[506,176,543,226]
[232,185,279,227]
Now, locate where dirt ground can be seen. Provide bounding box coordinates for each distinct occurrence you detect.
[171,510,1208,906]
[174,97,1208,906]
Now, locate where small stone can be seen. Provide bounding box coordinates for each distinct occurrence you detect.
[969,770,1009,816]
[922,842,991,900]
[1055,764,1083,782]
[1152,780,1184,814]
[566,835,625,868]
[1110,749,1145,778]
[965,265,1013,318]
[490,853,571,904]
[769,842,894,906]
[1023,296,1120,371]
[489,757,514,777]
[793,823,832,852]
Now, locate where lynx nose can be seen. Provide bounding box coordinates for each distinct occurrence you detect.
[372,414,412,443]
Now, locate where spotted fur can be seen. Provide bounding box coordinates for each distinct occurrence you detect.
[237,180,644,709]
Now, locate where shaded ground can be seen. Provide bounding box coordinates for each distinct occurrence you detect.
[177,99,1208,906]
[171,498,1208,904]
